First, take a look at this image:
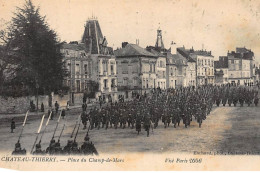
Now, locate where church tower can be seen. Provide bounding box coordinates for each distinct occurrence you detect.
[155,28,165,50]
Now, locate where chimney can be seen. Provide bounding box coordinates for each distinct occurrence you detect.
[136,39,139,45]
[122,42,128,48]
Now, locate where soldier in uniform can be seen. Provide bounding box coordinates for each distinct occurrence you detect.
[143,115,152,137]
[11,118,15,133]
[71,141,80,155]
[136,112,142,135]
[196,108,203,128]
[63,140,73,155]
[61,109,66,119]
[46,139,56,155]
[33,143,45,155]
[81,111,88,130]
[80,134,98,155]
[55,101,59,115]
[82,103,87,112]
[216,95,221,107]
[41,103,44,112]
[228,93,233,106]
[254,95,259,106]
[12,141,26,155]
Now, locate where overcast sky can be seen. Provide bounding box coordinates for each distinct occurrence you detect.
[1,0,260,62]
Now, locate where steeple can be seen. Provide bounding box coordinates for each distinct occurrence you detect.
[155,28,164,50]
[81,18,104,54]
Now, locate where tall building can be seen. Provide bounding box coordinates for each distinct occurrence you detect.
[61,18,117,103]
[177,47,214,85]
[146,28,168,89]
[226,47,255,85]
[176,47,197,87]
[114,43,157,96]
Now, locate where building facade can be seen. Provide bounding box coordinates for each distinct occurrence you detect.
[214,56,229,85]
[61,18,117,103]
[177,47,214,85]
[227,47,255,85]
[114,43,157,96]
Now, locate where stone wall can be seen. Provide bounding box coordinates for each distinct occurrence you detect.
[0,96,30,114]
[0,94,70,114]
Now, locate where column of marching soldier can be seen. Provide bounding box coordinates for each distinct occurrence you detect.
[12,84,259,155]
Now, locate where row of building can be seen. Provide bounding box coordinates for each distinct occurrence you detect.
[61,18,258,102]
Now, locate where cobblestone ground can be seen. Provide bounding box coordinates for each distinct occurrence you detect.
[0,104,259,154]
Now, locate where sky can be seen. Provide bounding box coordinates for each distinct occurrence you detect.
[1,0,260,62]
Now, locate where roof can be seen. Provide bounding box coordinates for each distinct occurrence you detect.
[214,56,228,68]
[61,43,86,51]
[167,53,187,65]
[236,47,250,54]
[114,44,157,57]
[228,47,254,60]
[146,46,166,57]
[176,47,196,62]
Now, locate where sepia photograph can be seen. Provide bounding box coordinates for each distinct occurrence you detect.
[0,0,259,171]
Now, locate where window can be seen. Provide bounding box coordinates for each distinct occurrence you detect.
[102,60,108,73]
[76,80,80,92]
[76,64,80,74]
[111,65,114,75]
[111,79,115,87]
[66,50,69,55]
[67,63,71,72]
[84,64,88,75]
[163,71,165,78]
[104,79,107,88]
[123,78,128,85]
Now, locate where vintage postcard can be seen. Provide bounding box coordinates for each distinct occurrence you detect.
[0,0,260,171]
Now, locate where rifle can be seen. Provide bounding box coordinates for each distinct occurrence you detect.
[52,111,62,140]
[38,111,52,144]
[17,110,29,142]
[31,114,45,154]
[71,114,81,138]
[86,124,91,136]
[74,123,81,142]
[58,124,65,142]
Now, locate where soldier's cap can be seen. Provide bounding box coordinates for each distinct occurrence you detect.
[67,140,73,144]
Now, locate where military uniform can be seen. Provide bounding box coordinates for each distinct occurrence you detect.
[12,141,26,155]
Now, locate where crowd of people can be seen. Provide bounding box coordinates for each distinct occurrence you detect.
[81,84,259,137]
[12,84,259,155]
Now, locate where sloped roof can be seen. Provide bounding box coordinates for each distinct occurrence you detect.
[176,47,196,62]
[167,53,187,66]
[114,44,157,57]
